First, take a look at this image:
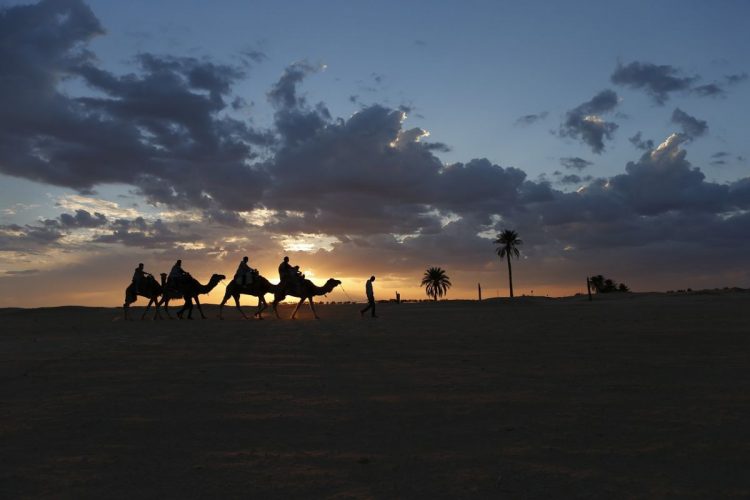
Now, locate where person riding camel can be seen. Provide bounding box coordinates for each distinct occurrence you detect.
[168,259,188,287]
[234,256,255,286]
[278,256,303,286]
[132,263,151,294]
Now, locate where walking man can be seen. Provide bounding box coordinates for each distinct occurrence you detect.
[360,275,377,318]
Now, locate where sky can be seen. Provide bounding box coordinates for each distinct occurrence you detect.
[1,0,749,306]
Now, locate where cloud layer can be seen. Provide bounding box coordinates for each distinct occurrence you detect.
[1,1,750,301]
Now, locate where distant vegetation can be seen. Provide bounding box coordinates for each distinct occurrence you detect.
[494,229,522,298]
[421,267,452,301]
[589,275,630,293]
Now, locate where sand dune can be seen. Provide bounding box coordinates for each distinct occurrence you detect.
[1,293,749,498]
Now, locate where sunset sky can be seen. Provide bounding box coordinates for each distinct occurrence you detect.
[1,0,749,306]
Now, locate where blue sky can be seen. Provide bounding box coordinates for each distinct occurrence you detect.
[0,0,749,305]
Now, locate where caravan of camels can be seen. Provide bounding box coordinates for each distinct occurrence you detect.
[123,256,341,321]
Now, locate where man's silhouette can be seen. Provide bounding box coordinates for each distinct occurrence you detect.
[132,263,151,294]
[168,259,187,286]
[360,275,377,318]
[278,256,292,283]
[235,256,252,286]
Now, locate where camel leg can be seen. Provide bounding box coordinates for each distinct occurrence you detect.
[234,294,248,319]
[272,295,284,319]
[180,298,194,320]
[153,296,162,320]
[141,297,153,320]
[309,297,320,319]
[255,297,266,320]
[162,298,174,319]
[194,296,206,319]
[176,298,186,319]
[218,290,232,320]
[291,298,305,319]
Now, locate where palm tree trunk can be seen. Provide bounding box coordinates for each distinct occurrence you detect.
[506,253,514,298]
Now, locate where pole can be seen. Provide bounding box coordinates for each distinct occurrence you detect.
[478,282,482,301]
[586,277,592,301]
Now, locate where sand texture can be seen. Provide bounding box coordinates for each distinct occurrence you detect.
[1,293,749,498]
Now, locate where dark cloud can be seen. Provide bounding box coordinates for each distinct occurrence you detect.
[58,209,107,228]
[628,132,654,151]
[692,83,724,97]
[4,269,41,276]
[0,222,64,252]
[560,157,593,170]
[559,174,583,185]
[559,90,619,154]
[514,112,548,126]
[239,49,267,65]
[726,73,748,85]
[0,0,270,211]
[671,108,708,138]
[611,61,697,104]
[93,217,198,249]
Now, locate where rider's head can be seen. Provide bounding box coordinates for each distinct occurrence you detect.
[283,256,289,262]
[176,259,182,266]
[370,275,375,281]
[138,263,144,269]
[243,256,248,262]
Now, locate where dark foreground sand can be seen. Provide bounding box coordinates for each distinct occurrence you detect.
[1,293,749,498]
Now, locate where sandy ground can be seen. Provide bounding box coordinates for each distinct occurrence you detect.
[1,293,749,498]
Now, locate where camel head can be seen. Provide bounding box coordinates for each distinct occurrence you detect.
[324,278,342,292]
[210,274,226,285]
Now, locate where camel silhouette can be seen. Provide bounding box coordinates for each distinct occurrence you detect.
[157,273,225,319]
[123,274,163,320]
[271,278,341,319]
[218,273,279,320]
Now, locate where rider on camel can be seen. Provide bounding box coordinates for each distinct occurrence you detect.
[234,256,255,286]
[132,263,152,294]
[168,259,188,287]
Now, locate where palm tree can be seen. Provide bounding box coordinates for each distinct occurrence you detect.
[494,229,522,298]
[421,267,452,301]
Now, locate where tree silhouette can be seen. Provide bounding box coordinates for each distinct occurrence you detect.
[589,274,630,293]
[494,229,522,298]
[421,267,452,301]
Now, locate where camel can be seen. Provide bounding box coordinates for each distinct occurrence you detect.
[123,274,163,320]
[218,273,280,320]
[157,273,225,320]
[271,277,342,319]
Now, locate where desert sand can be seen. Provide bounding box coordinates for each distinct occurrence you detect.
[1,293,749,498]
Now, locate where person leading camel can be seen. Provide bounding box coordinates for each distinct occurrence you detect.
[360,275,377,318]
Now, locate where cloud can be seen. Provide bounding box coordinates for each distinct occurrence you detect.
[611,61,697,104]
[559,90,619,154]
[726,73,748,85]
[671,108,708,138]
[514,112,548,126]
[0,0,271,212]
[3,2,750,299]
[692,83,724,97]
[58,209,107,228]
[560,157,593,170]
[628,132,654,151]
